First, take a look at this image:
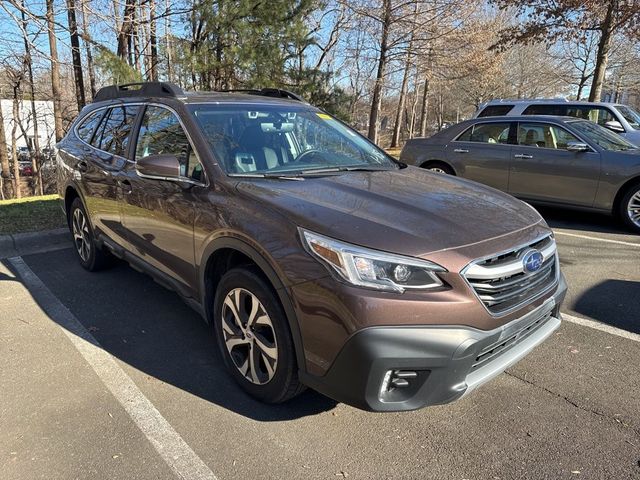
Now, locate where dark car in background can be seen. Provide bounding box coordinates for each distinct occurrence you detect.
[400,115,640,233]
[56,82,566,412]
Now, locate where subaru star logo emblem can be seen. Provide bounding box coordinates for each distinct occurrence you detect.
[522,249,544,273]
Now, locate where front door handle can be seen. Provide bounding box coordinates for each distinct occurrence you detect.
[514,154,533,159]
[118,179,132,194]
[454,148,469,153]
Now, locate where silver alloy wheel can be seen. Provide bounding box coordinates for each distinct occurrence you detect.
[221,288,278,385]
[627,189,640,228]
[429,167,447,174]
[72,207,91,262]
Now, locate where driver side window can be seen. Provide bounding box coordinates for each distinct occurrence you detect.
[135,106,203,181]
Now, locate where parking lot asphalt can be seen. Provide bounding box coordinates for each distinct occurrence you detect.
[1,207,639,480]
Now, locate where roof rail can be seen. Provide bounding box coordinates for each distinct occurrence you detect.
[486,97,569,103]
[94,82,185,102]
[219,88,305,102]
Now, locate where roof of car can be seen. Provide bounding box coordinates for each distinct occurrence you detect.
[481,98,619,107]
[469,115,584,123]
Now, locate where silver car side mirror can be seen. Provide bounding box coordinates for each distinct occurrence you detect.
[566,142,590,153]
[604,120,625,133]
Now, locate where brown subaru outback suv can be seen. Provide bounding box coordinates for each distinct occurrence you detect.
[57,82,567,411]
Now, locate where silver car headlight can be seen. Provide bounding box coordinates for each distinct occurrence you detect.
[300,228,446,293]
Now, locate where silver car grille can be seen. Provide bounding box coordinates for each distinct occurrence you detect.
[463,235,558,315]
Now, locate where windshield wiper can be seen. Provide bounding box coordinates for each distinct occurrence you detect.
[228,172,304,180]
[297,165,394,175]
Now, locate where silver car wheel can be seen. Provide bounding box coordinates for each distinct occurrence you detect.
[627,190,640,228]
[72,207,91,262]
[221,288,278,385]
[429,167,447,174]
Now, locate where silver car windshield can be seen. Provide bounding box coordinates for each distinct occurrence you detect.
[190,105,397,176]
[569,120,637,152]
[615,105,640,130]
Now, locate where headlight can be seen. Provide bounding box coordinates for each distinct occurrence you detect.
[300,229,446,293]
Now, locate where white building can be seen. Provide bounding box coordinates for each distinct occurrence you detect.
[0,99,56,150]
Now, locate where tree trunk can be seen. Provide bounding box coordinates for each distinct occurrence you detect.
[117,0,136,64]
[419,76,429,137]
[0,103,10,200]
[66,0,86,111]
[589,1,615,102]
[391,57,411,148]
[46,0,64,142]
[80,0,97,99]
[164,0,172,81]
[367,0,391,144]
[11,91,21,199]
[149,0,158,81]
[21,1,44,196]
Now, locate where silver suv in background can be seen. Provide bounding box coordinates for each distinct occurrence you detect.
[474,99,640,146]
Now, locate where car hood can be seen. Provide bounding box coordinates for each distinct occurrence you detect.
[235,167,544,258]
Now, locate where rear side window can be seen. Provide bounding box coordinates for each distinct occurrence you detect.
[457,123,511,144]
[135,106,203,181]
[477,105,514,117]
[522,104,568,116]
[566,106,616,127]
[76,110,104,143]
[92,106,139,157]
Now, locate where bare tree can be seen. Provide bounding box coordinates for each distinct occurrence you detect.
[0,103,10,199]
[80,0,97,99]
[66,0,86,110]
[45,0,64,141]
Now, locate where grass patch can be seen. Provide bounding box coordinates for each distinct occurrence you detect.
[0,194,66,235]
[386,148,402,159]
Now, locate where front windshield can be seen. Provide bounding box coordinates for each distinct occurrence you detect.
[615,105,640,129]
[568,120,637,151]
[189,105,397,175]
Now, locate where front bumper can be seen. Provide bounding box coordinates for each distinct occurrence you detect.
[301,274,566,412]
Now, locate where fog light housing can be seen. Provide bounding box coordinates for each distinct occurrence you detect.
[379,369,426,403]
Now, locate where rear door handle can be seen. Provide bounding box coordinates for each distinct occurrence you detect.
[454,148,469,153]
[514,154,533,159]
[77,160,88,172]
[118,179,132,193]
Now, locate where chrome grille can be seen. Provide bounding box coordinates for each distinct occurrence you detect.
[463,235,558,315]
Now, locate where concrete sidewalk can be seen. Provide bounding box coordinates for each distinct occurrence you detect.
[0,228,70,259]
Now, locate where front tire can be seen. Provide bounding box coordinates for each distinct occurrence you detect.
[213,267,304,403]
[618,183,640,233]
[68,197,112,271]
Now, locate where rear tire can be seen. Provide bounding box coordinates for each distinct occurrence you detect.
[618,183,640,234]
[213,267,304,403]
[68,197,112,271]
[423,162,454,175]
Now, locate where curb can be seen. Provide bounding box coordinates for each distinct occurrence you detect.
[0,228,71,259]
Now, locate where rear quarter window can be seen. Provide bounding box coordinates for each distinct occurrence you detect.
[477,105,514,117]
[76,110,104,143]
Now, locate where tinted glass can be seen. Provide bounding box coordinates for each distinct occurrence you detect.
[477,105,514,117]
[522,104,568,116]
[76,110,104,143]
[565,106,615,126]
[136,106,202,180]
[190,105,396,175]
[98,106,139,157]
[569,120,636,151]
[517,123,580,149]
[457,123,511,144]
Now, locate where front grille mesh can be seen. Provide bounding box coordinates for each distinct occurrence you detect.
[464,236,557,315]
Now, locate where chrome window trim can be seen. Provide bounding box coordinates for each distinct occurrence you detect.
[460,233,560,318]
[72,102,209,187]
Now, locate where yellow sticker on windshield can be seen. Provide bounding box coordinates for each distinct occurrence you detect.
[316,113,332,120]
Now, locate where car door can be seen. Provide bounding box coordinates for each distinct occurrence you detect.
[508,121,601,206]
[120,104,207,291]
[72,106,138,246]
[444,121,513,191]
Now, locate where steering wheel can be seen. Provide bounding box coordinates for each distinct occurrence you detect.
[294,149,324,164]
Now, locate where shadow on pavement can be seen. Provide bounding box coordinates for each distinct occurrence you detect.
[573,279,640,334]
[2,251,337,421]
[536,206,629,235]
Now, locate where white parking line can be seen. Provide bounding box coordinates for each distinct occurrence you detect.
[8,257,218,480]
[562,312,640,343]
[553,230,640,247]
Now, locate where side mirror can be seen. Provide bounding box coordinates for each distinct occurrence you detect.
[566,142,590,153]
[604,120,625,133]
[136,154,181,179]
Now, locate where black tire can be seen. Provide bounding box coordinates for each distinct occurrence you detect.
[68,197,112,271]
[423,162,454,175]
[213,267,304,403]
[618,183,640,234]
